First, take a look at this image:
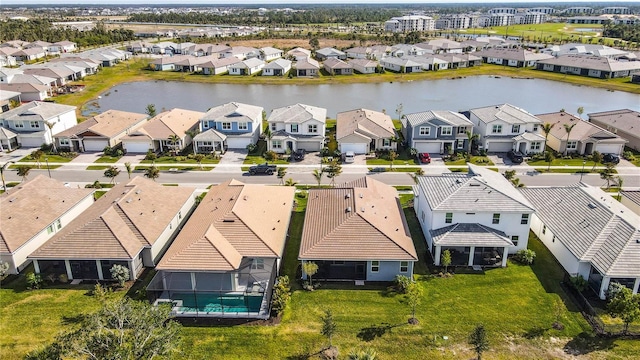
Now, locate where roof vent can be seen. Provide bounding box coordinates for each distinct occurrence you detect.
[359,193,363,198]
[469,183,480,187]
[223,218,235,222]
[346,207,352,213]
[135,190,141,194]
[360,207,365,212]
[588,203,597,209]
[345,193,351,199]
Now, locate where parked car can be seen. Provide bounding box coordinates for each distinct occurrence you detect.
[602,153,620,164]
[292,149,306,161]
[417,152,431,164]
[248,163,277,175]
[343,151,355,163]
[507,150,524,164]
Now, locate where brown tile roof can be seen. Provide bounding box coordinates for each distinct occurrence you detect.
[588,109,640,136]
[0,176,93,254]
[299,176,417,261]
[124,108,203,141]
[29,177,195,260]
[157,181,295,271]
[536,112,622,143]
[336,108,395,142]
[55,109,147,139]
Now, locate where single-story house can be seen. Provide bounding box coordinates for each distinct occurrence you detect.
[588,109,640,151]
[315,47,347,61]
[536,55,640,79]
[520,185,640,300]
[337,108,397,154]
[349,59,378,74]
[147,180,295,319]
[228,58,265,75]
[295,58,320,77]
[475,48,553,67]
[287,47,312,61]
[262,58,292,76]
[0,83,49,102]
[259,46,284,61]
[29,177,196,282]
[299,177,417,281]
[13,47,46,61]
[0,176,94,274]
[380,57,423,73]
[201,57,241,75]
[54,109,148,152]
[122,108,203,154]
[173,56,210,73]
[22,67,71,86]
[536,112,626,155]
[323,58,353,75]
[149,55,192,71]
[621,191,640,216]
[0,89,20,114]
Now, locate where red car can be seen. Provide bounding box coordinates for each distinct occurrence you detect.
[418,152,431,164]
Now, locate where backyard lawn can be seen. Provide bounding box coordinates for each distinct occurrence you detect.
[2,197,640,359]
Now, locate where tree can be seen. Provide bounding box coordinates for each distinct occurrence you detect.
[194,154,205,170]
[103,166,120,184]
[395,103,403,120]
[544,151,555,171]
[44,121,57,153]
[312,168,324,188]
[541,123,555,146]
[348,348,377,360]
[145,103,157,117]
[607,282,640,334]
[277,167,287,185]
[563,123,576,156]
[302,261,319,289]
[321,309,337,347]
[388,150,398,170]
[31,149,44,168]
[324,159,342,187]
[441,249,452,273]
[466,130,480,154]
[145,150,157,164]
[16,165,32,182]
[616,176,624,200]
[145,166,160,181]
[406,282,422,325]
[167,134,181,155]
[124,162,132,179]
[309,37,320,50]
[577,106,584,119]
[109,264,129,288]
[468,324,490,360]
[591,151,603,171]
[284,178,297,186]
[271,275,291,316]
[600,163,615,189]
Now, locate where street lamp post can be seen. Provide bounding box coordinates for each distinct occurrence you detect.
[1,161,16,191]
[579,160,586,182]
[45,157,51,178]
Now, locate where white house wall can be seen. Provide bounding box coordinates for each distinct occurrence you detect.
[529,214,581,276]
[148,195,196,266]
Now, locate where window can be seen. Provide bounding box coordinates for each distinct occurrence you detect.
[308,124,318,133]
[371,261,379,273]
[552,235,556,243]
[238,122,248,130]
[445,212,453,224]
[511,236,519,246]
[290,124,298,133]
[15,121,24,128]
[542,225,546,234]
[271,123,277,131]
[521,214,529,225]
[566,141,577,150]
[400,261,409,273]
[492,213,500,224]
[178,211,182,220]
[441,126,452,136]
[531,142,541,151]
[222,122,231,130]
[511,125,520,133]
[272,140,282,149]
[202,121,209,129]
[533,124,539,132]
[419,126,430,136]
[421,211,425,222]
[457,127,467,134]
[457,140,464,149]
[492,125,502,134]
[30,121,40,128]
[47,224,55,234]
[169,223,172,230]
[383,138,391,147]
[252,259,265,270]
[55,219,61,230]
[59,138,70,146]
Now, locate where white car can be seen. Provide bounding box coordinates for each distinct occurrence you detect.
[343,151,355,163]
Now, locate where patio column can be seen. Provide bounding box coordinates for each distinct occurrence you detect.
[190,272,197,290]
[633,278,640,296]
[600,277,611,300]
[468,246,475,266]
[434,246,442,266]
[501,247,508,267]
[128,261,135,280]
[64,260,73,280]
[96,260,104,280]
[33,259,40,274]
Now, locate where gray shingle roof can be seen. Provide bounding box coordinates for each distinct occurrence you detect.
[404,110,473,128]
[431,223,513,247]
[519,186,640,278]
[0,101,75,122]
[268,103,326,124]
[201,102,263,123]
[470,103,542,125]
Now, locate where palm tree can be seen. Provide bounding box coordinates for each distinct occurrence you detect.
[145,166,160,181]
[541,123,555,148]
[591,151,602,171]
[616,176,624,200]
[145,103,157,117]
[194,154,205,170]
[167,135,181,156]
[388,150,398,170]
[44,121,57,153]
[563,123,576,156]
[277,167,287,185]
[31,150,44,168]
[544,151,555,172]
[124,162,132,179]
[312,168,323,188]
[16,165,32,182]
[284,178,297,186]
[600,163,615,189]
[577,106,584,119]
[465,130,479,155]
[103,166,120,184]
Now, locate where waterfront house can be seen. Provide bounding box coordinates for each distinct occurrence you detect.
[194,102,263,151]
[349,59,378,74]
[299,177,417,281]
[0,83,49,102]
[267,103,327,153]
[121,108,203,154]
[262,58,292,76]
[295,58,320,77]
[228,58,265,75]
[380,57,423,73]
[588,109,640,151]
[337,108,397,154]
[475,48,553,67]
[323,58,353,75]
[201,57,241,75]
[0,101,77,149]
[149,55,192,71]
[315,47,347,61]
[535,55,640,79]
[401,110,474,154]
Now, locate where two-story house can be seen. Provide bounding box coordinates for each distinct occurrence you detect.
[414,165,535,268]
[402,110,475,154]
[466,103,545,154]
[193,102,263,151]
[337,108,397,154]
[1,176,94,275]
[267,103,327,153]
[0,101,77,149]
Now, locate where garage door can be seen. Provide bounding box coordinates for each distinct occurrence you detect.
[297,141,321,152]
[83,139,108,152]
[487,141,513,153]
[123,141,152,153]
[19,136,45,148]
[596,144,623,155]
[414,142,441,154]
[226,137,250,149]
[339,143,367,154]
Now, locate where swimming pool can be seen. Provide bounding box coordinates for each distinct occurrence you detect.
[171,292,263,314]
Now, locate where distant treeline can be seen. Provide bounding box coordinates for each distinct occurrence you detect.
[0,19,135,47]
[127,8,402,26]
[603,23,640,43]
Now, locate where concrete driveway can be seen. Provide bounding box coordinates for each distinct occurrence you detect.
[218,149,247,165]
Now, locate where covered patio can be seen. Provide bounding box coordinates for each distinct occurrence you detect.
[513,132,545,154]
[193,129,227,154]
[430,223,512,268]
[0,127,19,151]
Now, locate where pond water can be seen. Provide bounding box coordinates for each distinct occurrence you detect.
[94,76,639,118]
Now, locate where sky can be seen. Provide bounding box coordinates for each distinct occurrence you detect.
[1,0,634,5]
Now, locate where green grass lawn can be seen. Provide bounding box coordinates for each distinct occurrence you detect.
[17,154,74,163]
[527,158,603,168]
[85,165,111,170]
[133,165,211,171]
[445,156,494,166]
[94,155,121,163]
[623,147,640,167]
[139,155,220,165]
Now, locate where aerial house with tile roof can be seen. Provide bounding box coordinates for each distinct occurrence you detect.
[147,180,295,318]
[414,165,535,268]
[0,176,94,275]
[28,177,196,282]
[121,108,203,154]
[299,177,417,281]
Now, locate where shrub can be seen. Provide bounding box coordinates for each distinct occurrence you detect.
[58,274,68,283]
[513,249,536,265]
[110,264,130,288]
[394,275,412,294]
[246,143,257,153]
[622,151,636,161]
[264,150,278,161]
[271,275,291,316]
[26,272,43,289]
[570,275,588,292]
[59,151,77,158]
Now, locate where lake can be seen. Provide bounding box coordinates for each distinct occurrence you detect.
[94,76,639,118]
